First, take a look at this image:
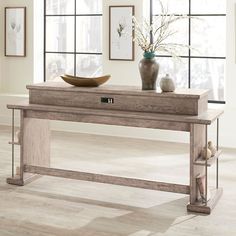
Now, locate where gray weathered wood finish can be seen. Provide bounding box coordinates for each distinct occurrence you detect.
[6,173,41,186]
[187,188,223,214]
[7,111,50,186]
[7,101,223,126]
[26,82,208,98]
[189,124,206,204]
[25,110,190,132]
[24,165,190,194]
[6,83,224,215]
[22,118,50,167]
[194,150,222,166]
[28,83,208,116]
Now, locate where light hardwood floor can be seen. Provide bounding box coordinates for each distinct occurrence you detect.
[0,125,235,236]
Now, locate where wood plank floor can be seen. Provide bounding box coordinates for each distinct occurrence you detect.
[0,125,236,236]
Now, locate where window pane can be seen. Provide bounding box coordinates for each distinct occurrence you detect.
[153,16,189,56]
[191,16,225,57]
[157,57,188,88]
[46,16,74,52]
[46,53,74,81]
[76,55,102,77]
[153,0,189,14]
[46,0,74,15]
[76,0,102,14]
[76,16,102,53]
[192,0,226,14]
[191,59,225,101]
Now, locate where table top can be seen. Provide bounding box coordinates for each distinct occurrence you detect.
[7,100,223,125]
[27,82,209,99]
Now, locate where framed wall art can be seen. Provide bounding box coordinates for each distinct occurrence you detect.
[109,5,135,61]
[5,7,26,57]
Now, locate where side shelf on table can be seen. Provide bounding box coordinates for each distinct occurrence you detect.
[194,150,222,167]
[8,141,20,145]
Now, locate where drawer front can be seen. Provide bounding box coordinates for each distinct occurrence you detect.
[29,89,205,115]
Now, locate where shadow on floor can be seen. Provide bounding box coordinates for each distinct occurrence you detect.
[3,188,198,236]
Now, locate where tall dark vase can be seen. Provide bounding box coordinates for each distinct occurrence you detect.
[139,52,159,90]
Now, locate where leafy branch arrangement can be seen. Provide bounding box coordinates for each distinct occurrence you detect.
[132,0,192,58]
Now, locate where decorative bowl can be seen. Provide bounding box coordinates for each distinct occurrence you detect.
[60,74,111,87]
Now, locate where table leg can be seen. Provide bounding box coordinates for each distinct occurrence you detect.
[187,123,223,214]
[7,114,50,186]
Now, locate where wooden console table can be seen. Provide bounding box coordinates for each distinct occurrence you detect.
[7,83,223,214]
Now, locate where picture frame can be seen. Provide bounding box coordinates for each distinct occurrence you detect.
[109,5,135,61]
[5,7,26,57]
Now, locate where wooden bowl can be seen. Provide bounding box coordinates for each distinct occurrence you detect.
[60,74,111,87]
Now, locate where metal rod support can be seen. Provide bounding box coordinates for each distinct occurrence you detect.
[216,118,219,189]
[11,109,15,178]
[205,125,208,205]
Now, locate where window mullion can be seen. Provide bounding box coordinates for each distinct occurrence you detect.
[150,0,153,44]
[188,0,191,88]
[150,0,225,103]
[44,0,46,81]
[74,0,76,77]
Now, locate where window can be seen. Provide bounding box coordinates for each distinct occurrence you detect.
[151,0,226,103]
[44,0,103,81]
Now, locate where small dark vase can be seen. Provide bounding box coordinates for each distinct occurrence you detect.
[139,52,159,90]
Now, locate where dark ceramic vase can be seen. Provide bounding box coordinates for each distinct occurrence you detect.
[139,52,159,90]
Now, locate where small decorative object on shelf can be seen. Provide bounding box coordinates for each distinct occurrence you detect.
[139,52,159,90]
[15,130,21,144]
[160,74,175,92]
[201,147,212,160]
[208,141,217,157]
[196,174,211,203]
[60,74,111,87]
[16,166,20,176]
[132,0,191,90]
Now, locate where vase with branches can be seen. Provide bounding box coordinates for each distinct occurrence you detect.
[132,0,191,90]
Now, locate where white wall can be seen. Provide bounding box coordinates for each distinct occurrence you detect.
[0,0,236,148]
[0,94,27,125]
[0,0,34,94]
[220,0,236,147]
[103,0,143,87]
[33,0,44,84]
[0,5,4,91]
